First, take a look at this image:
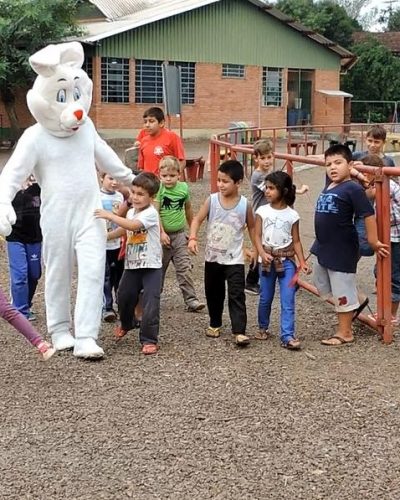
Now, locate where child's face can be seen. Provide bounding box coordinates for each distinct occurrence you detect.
[217,171,240,196]
[366,136,385,155]
[101,174,118,192]
[325,154,352,183]
[159,168,179,188]
[129,185,152,210]
[255,153,273,172]
[264,181,281,204]
[143,116,164,136]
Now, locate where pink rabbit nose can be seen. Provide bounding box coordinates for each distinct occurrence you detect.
[74,110,83,121]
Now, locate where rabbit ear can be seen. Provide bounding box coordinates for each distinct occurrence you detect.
[29,42,84,77]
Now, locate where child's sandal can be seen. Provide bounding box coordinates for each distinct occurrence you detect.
[281,338,301,350]
[141,343,159,355]
[255,329,269,340]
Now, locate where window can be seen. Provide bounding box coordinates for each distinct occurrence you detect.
[101,57,129,103]
[135,60,195,105]
[83,57,93,81]
[262,67,283,107]
[222,64,245,78]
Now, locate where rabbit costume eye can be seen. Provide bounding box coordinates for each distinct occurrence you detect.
[73,87,81,101]
[57,89,66,103]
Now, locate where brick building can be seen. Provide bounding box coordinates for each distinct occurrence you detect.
[2,0,356,134]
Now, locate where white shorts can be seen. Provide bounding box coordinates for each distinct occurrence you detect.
[313,259,359,313]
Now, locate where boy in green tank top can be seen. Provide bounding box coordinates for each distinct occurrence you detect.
[154,156,205,312]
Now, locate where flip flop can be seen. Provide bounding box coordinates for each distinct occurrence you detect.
[352,297,369,321]
[321,335,354,346]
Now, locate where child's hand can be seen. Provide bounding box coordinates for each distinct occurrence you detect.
[261,251,273,265]
[296,184,309,195]
[243,247,255,263]
[161,231,171,247]
[188,238,198,255]
[373,241,390,258]
[300,262,312,275]
[94,208,110,220]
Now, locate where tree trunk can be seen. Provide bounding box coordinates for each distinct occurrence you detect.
[0,86,22,139]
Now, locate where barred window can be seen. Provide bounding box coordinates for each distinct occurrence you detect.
[83,57,93,81]
[262,67,283,107]
[222,64,245,79]
[101,57,129,103]
[135,60,195,105]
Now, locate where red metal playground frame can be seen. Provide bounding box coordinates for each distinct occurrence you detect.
[209,126,400,344]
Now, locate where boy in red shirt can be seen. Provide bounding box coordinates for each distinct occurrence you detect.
[138,107,185,177]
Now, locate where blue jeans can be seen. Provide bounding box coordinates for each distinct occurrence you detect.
[391,242,400,303]
[103,248,124,311]
[7,241,42,318]
[258,259,296,343]
[354,217,374,257]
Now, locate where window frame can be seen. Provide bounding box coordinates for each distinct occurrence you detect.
[262,67,283,107]
[222,63,245,79]
[101,57,130,104]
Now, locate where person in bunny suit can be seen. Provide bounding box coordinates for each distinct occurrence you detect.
[0,42,135,358]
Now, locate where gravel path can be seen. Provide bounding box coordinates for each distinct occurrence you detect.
[0,145,400,499]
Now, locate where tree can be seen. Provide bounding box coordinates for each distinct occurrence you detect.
[275,0,361,48]
[0,0,81,135]
[383,8,400,31]
[342,38,400,122]
[334,0,378,28]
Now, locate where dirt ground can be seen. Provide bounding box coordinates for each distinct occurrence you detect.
[1,143,400,500]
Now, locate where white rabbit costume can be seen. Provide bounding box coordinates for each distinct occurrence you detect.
[0,42,134,358]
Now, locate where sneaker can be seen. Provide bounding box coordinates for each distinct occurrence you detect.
[27,311,37,322]
[206,326,221,338]
[103,310,117,322]
[187,302,206,312]
[245,283,260,295]
[114,325,128,341]
[235,334,250,346]
[37,341,56,361]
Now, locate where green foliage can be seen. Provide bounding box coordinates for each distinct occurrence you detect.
[387,9,400,31]
[0,0,81,131]
[275,0,361,48]
[342,38,400,122]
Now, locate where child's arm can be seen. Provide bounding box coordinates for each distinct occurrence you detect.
[364,215,390,258]
[295,184,309,195]
[107,227,126,240]
[94,209,144,232]
[254,214,273,265]
[153,199,171,247]
[185,199,194,228]
[245,203,258,262]
[188,197,210,255]
[292,221,310,273]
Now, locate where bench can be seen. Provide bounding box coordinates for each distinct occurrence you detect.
[288,140,317,156]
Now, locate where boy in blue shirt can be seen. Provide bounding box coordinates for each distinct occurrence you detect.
[311,144,389,346]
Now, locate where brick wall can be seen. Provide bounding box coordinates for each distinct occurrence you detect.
[312,69,345,127]
[90,62,288,131]
[0,88,34,129]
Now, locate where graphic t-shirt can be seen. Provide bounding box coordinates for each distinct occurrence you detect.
[256,204,299,251]
[125,205,162,269]
[156,181,189,232]
[205,193,247,265]
[100,189,124,250]
[251,170,268,212]
[311,180,374,273]
[138,129,185,176]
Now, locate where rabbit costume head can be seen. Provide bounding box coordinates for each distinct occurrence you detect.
[27,42,92,138]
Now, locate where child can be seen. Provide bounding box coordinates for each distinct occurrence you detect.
[0,278,54,360]
[154,156,205,312]
[99,173,124,322]
[352,125,395,167]
[254,171,309,349]
[138,107,185,177]
[359,154,400,325]
[6,175,42,321]
[311,145,389,346]
[245,139,274,295]
[94,172,162,355]
[352,125,395,256]
[188,160,255,346]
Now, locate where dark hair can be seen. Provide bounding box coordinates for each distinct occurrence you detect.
[366,125,387,141]
[143,107,165,123]
[132,172,160,197]
[324,144,352,163]
[360,154,384,167]
[218,159,244,183]
[265,171,296,206]
[253,139,273,157]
